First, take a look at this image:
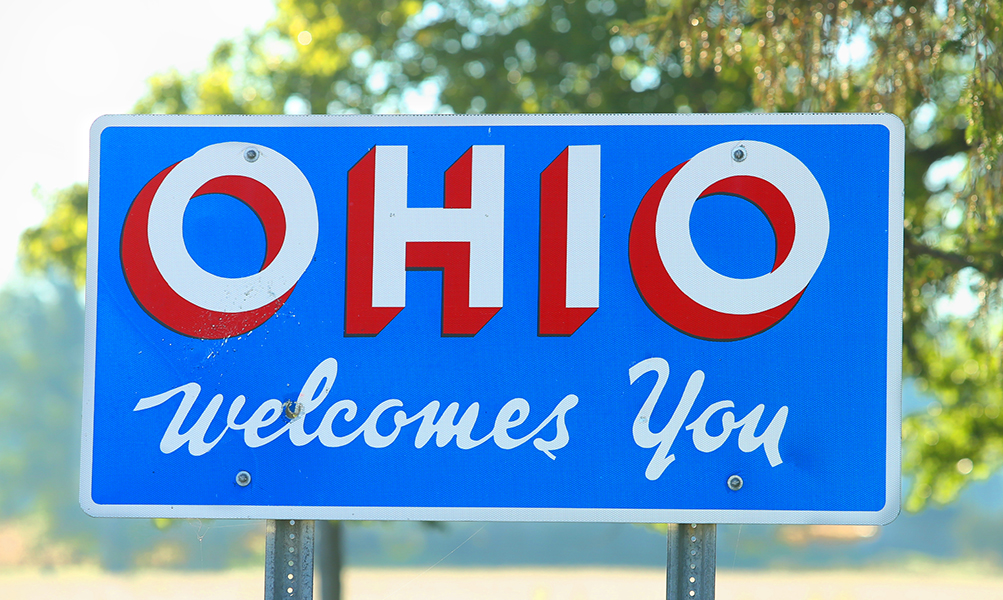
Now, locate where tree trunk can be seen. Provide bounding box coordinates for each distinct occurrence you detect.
[318,521,344,600]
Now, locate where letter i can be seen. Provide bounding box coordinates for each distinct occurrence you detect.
[539,146,600,335]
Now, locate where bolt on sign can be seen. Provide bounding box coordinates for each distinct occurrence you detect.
[83,114,903,524]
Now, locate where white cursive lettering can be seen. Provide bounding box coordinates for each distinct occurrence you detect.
[629,357,788,480]
[133,358,578,460]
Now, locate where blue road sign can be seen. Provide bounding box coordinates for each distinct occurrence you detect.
[83,114,903,523]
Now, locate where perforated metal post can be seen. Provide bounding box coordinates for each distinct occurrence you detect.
[667,524,716,600]
[265,519,315,600]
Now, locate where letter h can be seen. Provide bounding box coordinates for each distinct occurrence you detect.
[346,146,504,336]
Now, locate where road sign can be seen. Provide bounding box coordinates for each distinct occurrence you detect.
[83,114,903,524]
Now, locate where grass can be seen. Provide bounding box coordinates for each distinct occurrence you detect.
[2,565,1003,599]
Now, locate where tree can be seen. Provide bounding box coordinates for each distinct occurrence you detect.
[0,281,87,564]
[17,0,1003,545]
[19,184,87,291]
[129,0,753,117]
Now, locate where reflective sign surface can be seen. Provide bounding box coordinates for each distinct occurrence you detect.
[84,114,902,523]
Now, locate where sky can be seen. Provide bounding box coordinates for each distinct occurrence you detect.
[0,0,277,286]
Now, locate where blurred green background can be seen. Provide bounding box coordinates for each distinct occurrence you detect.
[2,0,1003,586]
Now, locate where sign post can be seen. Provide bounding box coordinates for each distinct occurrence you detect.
[85,114,902,594]
[265,519,314,600]
[667,524,716,599]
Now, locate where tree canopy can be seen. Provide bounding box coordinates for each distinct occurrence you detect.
[18,0,1003,514]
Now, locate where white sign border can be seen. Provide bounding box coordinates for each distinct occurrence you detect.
[83,112,903,525]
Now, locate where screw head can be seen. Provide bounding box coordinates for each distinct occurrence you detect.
[727,474,744,491]
[731,144,747,162]
[236,470,251,487]
[244,147,260,162]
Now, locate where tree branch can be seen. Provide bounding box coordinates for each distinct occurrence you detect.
[903,229,990,275]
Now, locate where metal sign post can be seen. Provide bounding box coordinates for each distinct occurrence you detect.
[667,524,716,600]
[265,520,315,600]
